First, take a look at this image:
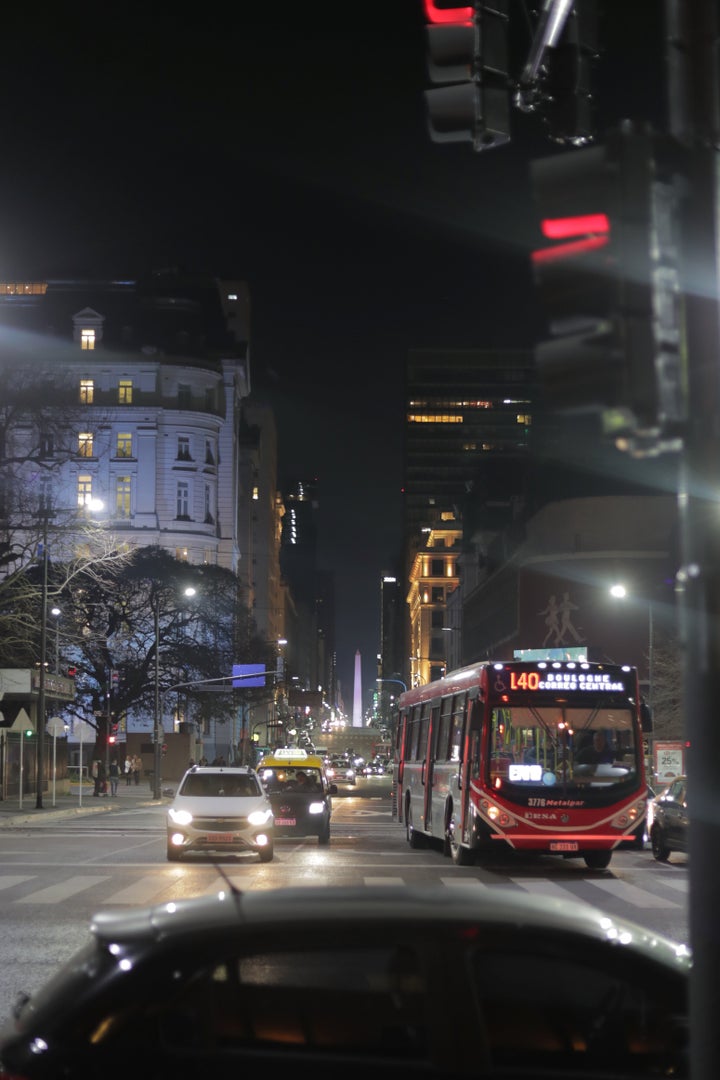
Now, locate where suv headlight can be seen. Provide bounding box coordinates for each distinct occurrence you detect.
[168,808,193,825]
[248,808,273,826]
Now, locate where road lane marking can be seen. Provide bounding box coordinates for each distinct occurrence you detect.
[17,876,109,903]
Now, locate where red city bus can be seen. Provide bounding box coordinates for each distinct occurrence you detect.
[392,658,652,870]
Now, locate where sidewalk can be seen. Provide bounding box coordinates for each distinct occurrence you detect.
[0,777,172,827]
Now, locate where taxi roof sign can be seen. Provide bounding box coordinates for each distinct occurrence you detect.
[270,748,308,759]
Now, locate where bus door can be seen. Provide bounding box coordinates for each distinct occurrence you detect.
[393,708,407,822]
[406,704,431,834]
[457,695,480,842]
[424,703,440,836]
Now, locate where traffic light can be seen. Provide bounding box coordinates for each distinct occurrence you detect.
[538,0,599,146]
[530,126,686,451]
[423,0,510,151]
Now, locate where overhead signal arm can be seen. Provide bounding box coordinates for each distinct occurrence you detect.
[515,0,575,114]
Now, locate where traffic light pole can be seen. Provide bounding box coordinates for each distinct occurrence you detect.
[666,3,720,1077]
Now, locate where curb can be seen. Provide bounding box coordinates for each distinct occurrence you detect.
[0,796,165,828]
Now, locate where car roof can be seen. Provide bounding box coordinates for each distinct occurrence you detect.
[259,753,325,769]
[88,884,691,975]
[184,765,256,775]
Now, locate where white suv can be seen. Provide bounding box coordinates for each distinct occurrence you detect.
[167,765,274,862]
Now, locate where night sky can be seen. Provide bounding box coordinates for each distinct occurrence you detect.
[0,3,665,699]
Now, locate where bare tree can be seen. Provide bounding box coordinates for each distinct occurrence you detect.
[55,546,272,748]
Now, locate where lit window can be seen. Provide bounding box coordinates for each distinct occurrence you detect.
[116,476,131,519]
[81,329,95,351]
[77,475,93,507]
[176,547,189,562]
[252,485,259,501]
[80,379,94,404]
[78,433,93,457]
[118,380,133,404]
[116,433,132,457]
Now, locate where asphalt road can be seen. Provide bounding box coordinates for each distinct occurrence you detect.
[0,788,688,1028]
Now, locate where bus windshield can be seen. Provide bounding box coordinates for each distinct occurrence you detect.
[488,704,638,789]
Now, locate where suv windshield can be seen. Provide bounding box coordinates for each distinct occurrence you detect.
[179,773,261,798]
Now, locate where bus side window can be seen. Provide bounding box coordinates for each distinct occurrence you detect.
[470,732,480,779]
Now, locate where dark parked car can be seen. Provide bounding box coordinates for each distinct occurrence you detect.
[650,775,689,862]
[0,883,690,1079]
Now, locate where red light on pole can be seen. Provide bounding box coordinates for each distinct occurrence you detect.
[423,1,473,25]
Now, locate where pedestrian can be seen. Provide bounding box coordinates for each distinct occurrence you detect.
[108,758,120,796]
[92,758,106,797]
[133,754,141,785]
[124,757,133,785]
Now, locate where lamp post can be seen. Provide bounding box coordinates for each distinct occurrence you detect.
[36,497,104,810]
[609,582,654,705]
[50,607,61,672]
[152,585,197,800]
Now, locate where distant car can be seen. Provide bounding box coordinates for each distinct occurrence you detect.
[650,775,689,862]
[325,756,357,787]
[166,765,274,863]
[0,884,691,1080]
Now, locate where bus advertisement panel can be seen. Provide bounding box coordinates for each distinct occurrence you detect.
[392,659,651,870]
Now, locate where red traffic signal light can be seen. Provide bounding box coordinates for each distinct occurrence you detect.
[67,666,77,677]
[423,0,510,151]
[530,127,686,449]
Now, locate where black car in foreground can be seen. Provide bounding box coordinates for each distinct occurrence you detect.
[0,883,690,1080]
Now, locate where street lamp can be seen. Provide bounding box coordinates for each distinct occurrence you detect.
[50,607,61,672]
[153,586,197,800]
[36,496,104,809]
[609,582,654,706]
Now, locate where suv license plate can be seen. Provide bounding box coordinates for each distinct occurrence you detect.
[207,833,234,843]
[550,841,579,852]
[275,818,296,826]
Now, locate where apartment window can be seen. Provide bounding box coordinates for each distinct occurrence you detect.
[178,383,191,408]
[40,434,54,459]
[118,380,133,405]
[431,586,445,603]
[116,433,133,457]
[205,439,215,465]
[79,379,94,404]
[204,484,214,524]
[177,436,191,461]
[177,481,190,519]
[77,475,93,507]
[431,559,444,577]
[204,386,215,411]
[81,329,95,351]
[115,476,131,519]
[176,547,189,562]
[78,433,94,457]
[252,485,259,501]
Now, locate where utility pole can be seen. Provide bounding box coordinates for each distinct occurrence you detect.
[665,2,720,1077]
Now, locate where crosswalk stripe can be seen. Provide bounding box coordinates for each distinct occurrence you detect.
[0,875,34,890]
[510,878,580,902]
[364,876,404,886]
[100,876,173,904]
[661,877,689,893]
[440,877,490,888]
[17,877,110,904]
[589,878,678,908]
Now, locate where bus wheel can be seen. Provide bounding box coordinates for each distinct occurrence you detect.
[584,850,612,870]
[406,805,425,849]
[448,823,472,865]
